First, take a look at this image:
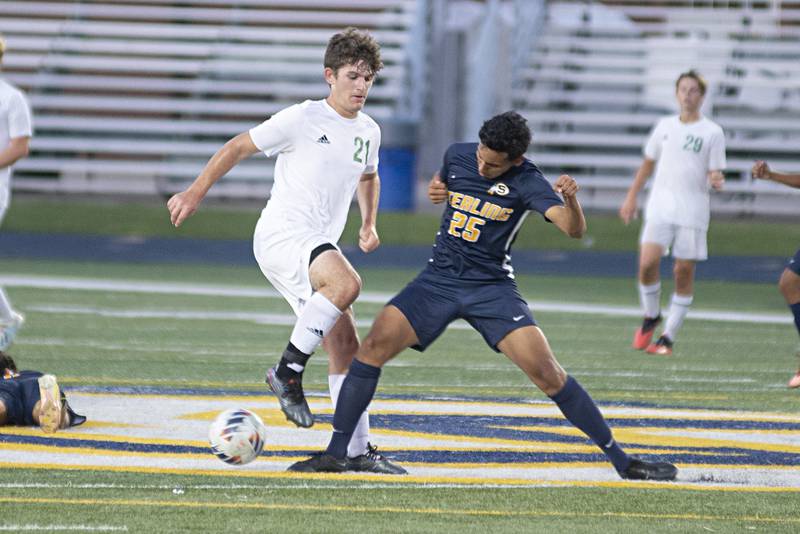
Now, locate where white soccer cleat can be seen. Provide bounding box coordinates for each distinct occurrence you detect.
[0,311,25,351]
[38,374,63,434]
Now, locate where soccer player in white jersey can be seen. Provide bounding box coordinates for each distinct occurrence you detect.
[167,28,405,473]
[0,35,32,351]
[619,70,726,356]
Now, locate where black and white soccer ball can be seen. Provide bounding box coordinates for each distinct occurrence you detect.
[208,408,267,465]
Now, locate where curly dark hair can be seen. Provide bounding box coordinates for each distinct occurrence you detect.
[324,27,383,76]
[0,351,17,374]
[478,111,532,161]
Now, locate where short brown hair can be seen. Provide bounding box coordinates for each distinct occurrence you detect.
[675,69,707,95]
[324,27,383,76]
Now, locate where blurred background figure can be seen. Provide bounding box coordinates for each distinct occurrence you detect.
[0,33,32,350]
[620,71,726,356]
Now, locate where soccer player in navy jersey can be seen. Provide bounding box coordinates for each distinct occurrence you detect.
[287,111,678,480]
[0,351,86,432]
[751,160,800,388]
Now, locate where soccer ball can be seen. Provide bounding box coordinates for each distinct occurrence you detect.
[208,408,267,466]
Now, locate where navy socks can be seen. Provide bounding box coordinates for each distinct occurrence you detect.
[790,302,800,337]
[550,375,631,473]
[326,359,381,458]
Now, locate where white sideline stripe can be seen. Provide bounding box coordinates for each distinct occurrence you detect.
[1,274,791,325]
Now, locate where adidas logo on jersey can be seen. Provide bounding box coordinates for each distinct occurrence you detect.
[316,134,330,144]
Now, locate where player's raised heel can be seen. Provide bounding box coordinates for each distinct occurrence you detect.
[0,312,25,351]
[788,371,800,389]
[266,366,314,428]
[619,458,677,481]
[37,374,62,434]
[632,315,661,350]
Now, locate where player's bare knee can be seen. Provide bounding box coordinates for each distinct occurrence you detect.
[358,335,392,367]
[339,272,362,304]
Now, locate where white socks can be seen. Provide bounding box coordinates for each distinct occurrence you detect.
[664,293,693,341]
[0,289,14,322]
[638,282,662,319]
[329,373,370,457]
[289,292,342,358]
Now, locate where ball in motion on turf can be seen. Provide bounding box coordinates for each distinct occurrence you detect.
[208,408,267,465]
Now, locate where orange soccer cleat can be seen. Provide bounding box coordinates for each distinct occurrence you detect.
[632,315,661,350]
[788,371,800,389]
[646,335,673,356]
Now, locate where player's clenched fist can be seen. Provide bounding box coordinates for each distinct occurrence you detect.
[167,190,200,227]
[751,160,770,180]
[359,224,380,253]
[428,173,448,204]
[554,174,579,198]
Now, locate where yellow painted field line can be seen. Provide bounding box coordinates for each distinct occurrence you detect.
[2,496,800,523]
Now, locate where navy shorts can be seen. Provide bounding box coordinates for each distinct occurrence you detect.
[788,248,800,276]
[0,371,43,426]
[389,268,536,352]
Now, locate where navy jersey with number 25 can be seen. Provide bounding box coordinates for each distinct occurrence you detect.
[430,142,563,281]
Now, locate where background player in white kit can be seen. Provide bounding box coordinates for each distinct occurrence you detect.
[619,70,726,356]
[0,35,32,351]
[167,27,405,473]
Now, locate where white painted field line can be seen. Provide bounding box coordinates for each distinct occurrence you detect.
[1,274,791,325]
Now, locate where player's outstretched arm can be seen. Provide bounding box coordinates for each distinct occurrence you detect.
[357,171,380,253]
[619,158,655,225]
[428,173,448,204]
[546,174,586,239]
[167,132,259,227]
[752,160,800,189]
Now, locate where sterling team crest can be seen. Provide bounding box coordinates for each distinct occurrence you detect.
[488,182,509,196]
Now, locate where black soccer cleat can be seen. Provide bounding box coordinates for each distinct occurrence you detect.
[347,443,408,475]
[287,453,347,473]
[619,458,678,481]
[266,366,314,428]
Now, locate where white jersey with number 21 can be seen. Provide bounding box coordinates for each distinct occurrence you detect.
[249,99,381,243]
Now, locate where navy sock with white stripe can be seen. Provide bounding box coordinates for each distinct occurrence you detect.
[549,375,630,473]
[325,359,381,459]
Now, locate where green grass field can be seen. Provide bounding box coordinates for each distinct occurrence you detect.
[1,201,799,532]
[5,195,800,255]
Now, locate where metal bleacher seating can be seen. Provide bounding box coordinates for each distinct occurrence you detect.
[513,0,800,214]
[0,0,419,197]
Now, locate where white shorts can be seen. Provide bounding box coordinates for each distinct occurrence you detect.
[640,221,707,261]
[253,218,337,316]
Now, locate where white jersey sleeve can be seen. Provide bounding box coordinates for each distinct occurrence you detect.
[248,104,304,157]
[643,119,665,160]
[707,126,726,171]
[8,90,32,139]
[363,126,380,174]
